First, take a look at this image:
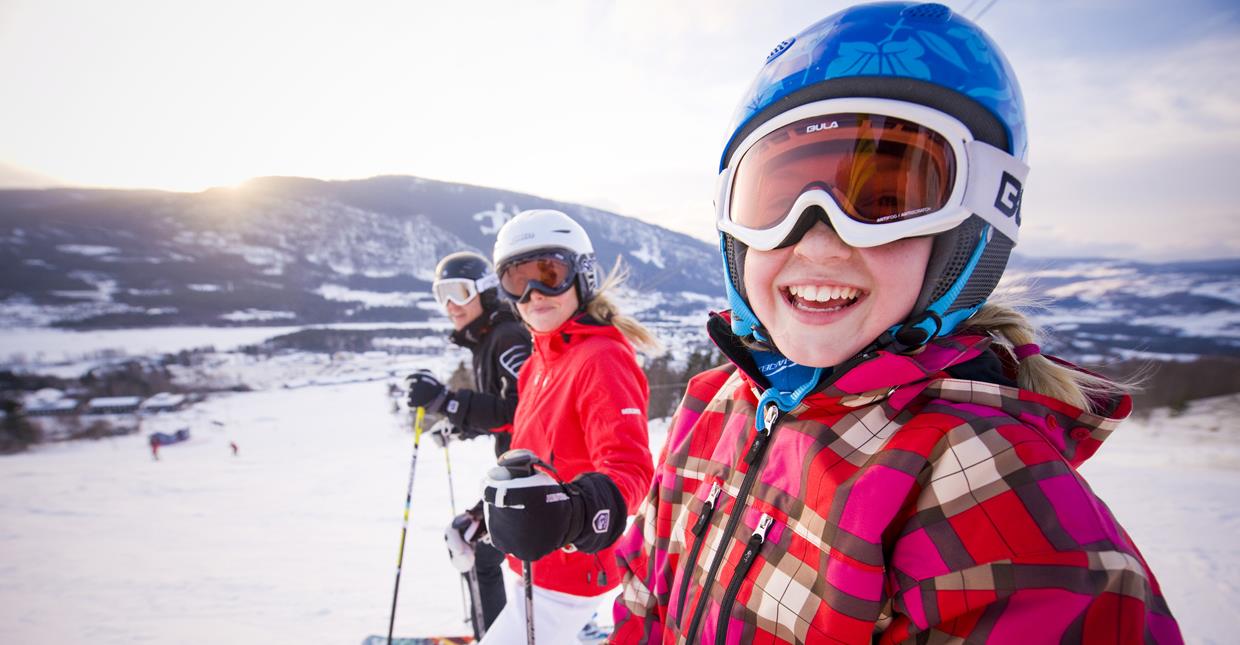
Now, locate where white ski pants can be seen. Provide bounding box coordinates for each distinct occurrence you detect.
[477,574,606,645]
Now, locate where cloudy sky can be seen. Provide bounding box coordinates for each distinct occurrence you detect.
[1,0,1237,260]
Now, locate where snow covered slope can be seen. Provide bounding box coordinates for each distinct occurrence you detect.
[0,382,1236,643]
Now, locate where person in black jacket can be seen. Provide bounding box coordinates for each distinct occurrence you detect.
[405,251,530,638]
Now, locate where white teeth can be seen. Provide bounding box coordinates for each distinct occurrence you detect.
[789,284,860,302]
[793,300,846,313]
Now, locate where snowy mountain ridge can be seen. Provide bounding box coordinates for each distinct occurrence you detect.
[1,176,1239,363]
[0,176,721,328]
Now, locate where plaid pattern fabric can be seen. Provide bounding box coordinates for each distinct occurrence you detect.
[611,334,1182,644]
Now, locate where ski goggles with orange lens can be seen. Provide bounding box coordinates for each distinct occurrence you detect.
[432,275,498,307]
[716,98,1029,250]
[497,251,577,303]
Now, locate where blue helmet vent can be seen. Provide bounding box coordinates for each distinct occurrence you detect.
[766,38,796,63]
[901,3,952,22]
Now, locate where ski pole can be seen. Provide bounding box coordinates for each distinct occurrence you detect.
[523,561,535,645]
[466,566,485,638]
[441,433,486,636]
[386,406,426,645]
[441,429,458,512]
[440,434,468,626]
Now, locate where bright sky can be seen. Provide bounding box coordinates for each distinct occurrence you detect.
[2,0,1238,260]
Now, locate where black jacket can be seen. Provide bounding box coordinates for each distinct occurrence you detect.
[446,308,530,456]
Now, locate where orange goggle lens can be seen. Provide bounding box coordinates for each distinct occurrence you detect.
[729,114,956,230]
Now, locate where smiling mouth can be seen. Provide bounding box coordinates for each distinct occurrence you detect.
[782,284,864,313]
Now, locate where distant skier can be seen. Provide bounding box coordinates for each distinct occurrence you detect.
[405,251,531,638]
[229,441,239,457]
[148,435,159,461]
[478,210,658,644]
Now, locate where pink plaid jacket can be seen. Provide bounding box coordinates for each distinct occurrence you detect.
[611,326,1181,644]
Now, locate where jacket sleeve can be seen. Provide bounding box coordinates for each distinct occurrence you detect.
[572,341,653,511]
[876,416,1183,644]
[611,367,737,644]
[446,324,529,434]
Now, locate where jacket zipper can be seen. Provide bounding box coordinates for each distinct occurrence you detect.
[714,512,775,645]
[684,401,782,643]
[674,481,723,623]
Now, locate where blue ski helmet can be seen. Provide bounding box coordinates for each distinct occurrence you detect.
[718,1,1027,352]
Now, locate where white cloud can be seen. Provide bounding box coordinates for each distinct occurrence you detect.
[1012,36,1240,259]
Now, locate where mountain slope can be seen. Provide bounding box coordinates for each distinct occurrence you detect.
[0,176,722,327]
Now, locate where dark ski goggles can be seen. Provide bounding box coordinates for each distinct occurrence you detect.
[497,251,577,303]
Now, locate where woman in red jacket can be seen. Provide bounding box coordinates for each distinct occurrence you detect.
[478,209,658,644]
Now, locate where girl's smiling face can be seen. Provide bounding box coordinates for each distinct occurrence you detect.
[743,219,932,368]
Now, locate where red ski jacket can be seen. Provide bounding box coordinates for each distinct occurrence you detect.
[611,314,1182,644]
[507,314,654,597]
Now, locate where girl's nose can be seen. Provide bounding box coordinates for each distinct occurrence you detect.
[793,219,854,262]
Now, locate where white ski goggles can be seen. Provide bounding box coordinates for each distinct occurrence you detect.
[432,274,498,307]
[716,98,1029,250]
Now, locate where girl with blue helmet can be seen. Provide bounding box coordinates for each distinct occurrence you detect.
[611,3,1182,643]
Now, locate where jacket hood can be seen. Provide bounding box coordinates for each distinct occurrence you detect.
[708,310,1131,468]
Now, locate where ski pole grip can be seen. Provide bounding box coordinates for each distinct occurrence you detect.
[493,448,539,479]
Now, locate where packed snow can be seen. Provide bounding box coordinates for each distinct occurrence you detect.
[0,384,1237,643]
[0,326,304,364]
[55,244,121,257]
[316,284,429,309]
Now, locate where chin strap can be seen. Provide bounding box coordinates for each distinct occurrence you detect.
[882,224,996,353]
[749,348,823,430]
[719,235,766,340]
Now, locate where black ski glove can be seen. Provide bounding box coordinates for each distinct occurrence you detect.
[405,370,455,414]
[482,450,626,562]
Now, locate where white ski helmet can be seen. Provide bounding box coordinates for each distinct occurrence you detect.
[492,209,600,304]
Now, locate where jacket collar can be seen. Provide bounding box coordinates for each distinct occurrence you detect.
[708,311,992,410]
[531,313,629,361]
[708,309,1131,466]
[450,308,519,350]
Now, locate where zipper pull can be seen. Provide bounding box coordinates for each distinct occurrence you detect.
[738,513,775,567]
[751,513,774,542]
[745,402,781,464]
[691,482,723,536]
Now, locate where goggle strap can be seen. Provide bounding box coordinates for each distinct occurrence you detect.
[475,273,499,292]
[720,235,764,340]
[963,141,1028,243]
